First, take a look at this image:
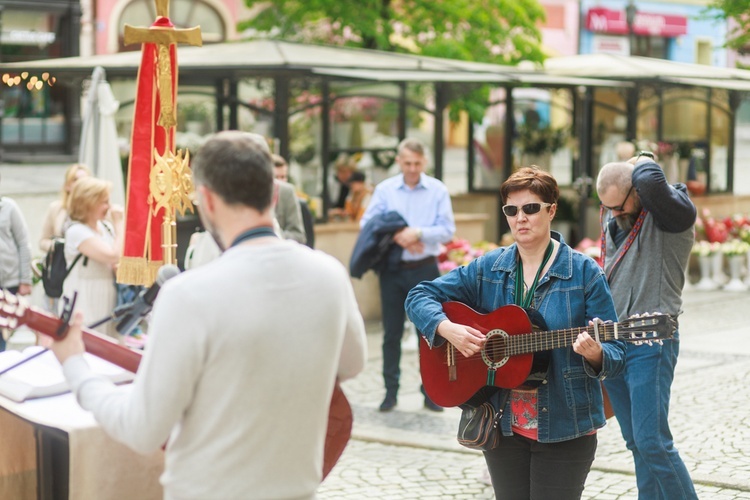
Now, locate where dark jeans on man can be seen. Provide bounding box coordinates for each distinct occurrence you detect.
[378,258,439,399]
[484,433,597,499]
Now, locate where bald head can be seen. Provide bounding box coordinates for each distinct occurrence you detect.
[596,161,634,198]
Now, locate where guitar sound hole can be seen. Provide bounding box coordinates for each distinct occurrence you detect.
[485,335,507,362]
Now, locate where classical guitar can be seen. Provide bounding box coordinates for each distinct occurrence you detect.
[0,291,350,480]
[420,302,675,408]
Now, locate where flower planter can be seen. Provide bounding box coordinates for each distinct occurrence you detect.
[723,255,748,292]
[695,254,717,290]
[712,252,728,286]
[333,122,353,148]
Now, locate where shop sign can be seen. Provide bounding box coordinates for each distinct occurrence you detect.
[593,35,630,56]
[586,7,687,37]
[1,30,56,46]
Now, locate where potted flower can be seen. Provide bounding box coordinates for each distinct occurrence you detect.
[691,241,720,290]
[721,239,750,291]
[438,239,499,274]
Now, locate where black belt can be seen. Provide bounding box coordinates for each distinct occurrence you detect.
[400,256,437,270]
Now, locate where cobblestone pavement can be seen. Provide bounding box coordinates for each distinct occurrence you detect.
[322,288,750,499]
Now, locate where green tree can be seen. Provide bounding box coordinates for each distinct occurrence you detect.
[708,0,750,66]
[239,0,546,66]
[239,1,547,122]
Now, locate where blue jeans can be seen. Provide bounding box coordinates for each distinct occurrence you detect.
[603,333,697,500]
[379,260,439,398]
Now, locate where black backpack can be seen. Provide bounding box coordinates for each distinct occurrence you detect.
[42,239,84,299]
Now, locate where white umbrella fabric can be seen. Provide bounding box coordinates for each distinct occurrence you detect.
[79,66,126,207]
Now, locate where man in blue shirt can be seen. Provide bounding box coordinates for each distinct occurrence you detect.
[360,138,455,412]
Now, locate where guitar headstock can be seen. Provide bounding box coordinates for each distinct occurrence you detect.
[618,313,676,344]
[0,289,28,330]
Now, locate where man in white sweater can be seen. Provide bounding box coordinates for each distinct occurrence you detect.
[51,131,368,499]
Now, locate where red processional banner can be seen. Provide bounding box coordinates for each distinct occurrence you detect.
[117,17,177,286]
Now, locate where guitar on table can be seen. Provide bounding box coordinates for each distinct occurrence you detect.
[0,290,349,479]
[420,302,675,409]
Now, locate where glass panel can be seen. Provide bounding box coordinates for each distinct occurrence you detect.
[592,88,628,176]
[513,87,574,186]
[661,87,710,191]
[636,86,659,145]
[1,68,65,145]
[709,91,730,193]
[662,87,708,143]
[734,98,750,196]
[289,81,323,203]
[473,88,506,191]
[328,81,409,186]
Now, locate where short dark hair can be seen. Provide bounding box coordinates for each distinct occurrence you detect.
[500,166,559,205]
[192,131,274,212]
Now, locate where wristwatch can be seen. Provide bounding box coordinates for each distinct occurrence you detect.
[416,228,423,240]
[636,151,655,161]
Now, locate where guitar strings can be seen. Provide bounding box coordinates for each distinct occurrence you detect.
[435,322,663,366]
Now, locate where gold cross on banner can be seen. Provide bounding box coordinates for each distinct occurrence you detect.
[123,0,202,130]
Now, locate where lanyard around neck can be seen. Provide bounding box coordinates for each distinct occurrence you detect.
[230,226,278,248]
[515,240,554,309]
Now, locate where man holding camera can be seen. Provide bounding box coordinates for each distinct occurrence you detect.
[596,152,698,499]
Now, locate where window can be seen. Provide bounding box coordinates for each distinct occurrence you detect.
[696,39,712,66]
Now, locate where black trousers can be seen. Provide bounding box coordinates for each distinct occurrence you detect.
[484,433,597,500]
[378,259,439,398]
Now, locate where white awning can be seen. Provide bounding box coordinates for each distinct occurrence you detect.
[313,68,631,87]
[660,77,750,91]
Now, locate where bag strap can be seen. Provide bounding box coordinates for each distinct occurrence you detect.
[64,253,84,278]
[488,389,511,429]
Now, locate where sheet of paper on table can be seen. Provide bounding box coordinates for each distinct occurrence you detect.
[0,346,134,402]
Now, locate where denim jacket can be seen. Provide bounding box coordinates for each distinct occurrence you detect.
[405,232,626,443]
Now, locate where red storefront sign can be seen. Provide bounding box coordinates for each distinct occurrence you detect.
[586,7,688,37]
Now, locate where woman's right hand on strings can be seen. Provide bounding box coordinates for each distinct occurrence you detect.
[436,320,485,358]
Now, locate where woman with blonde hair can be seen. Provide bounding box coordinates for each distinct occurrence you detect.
[62,177,123,338]
[39,163,91,253]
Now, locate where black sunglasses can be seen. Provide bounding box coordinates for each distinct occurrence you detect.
[502,202,553,217]
[601,184,633,212]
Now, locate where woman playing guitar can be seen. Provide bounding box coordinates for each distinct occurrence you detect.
[405,166,627,499]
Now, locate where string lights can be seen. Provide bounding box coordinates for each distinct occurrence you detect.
[1,72,56,89]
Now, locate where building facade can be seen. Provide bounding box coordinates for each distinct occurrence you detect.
[0,0,81,160]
